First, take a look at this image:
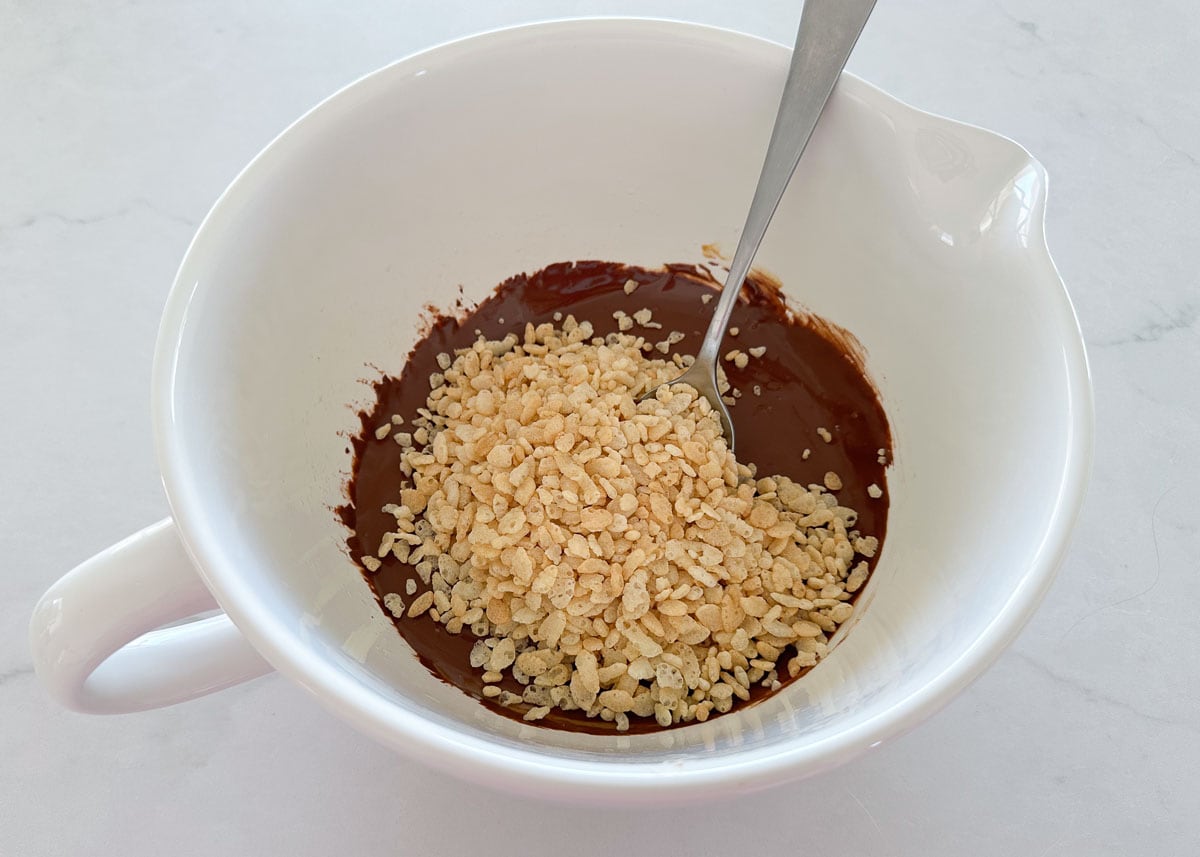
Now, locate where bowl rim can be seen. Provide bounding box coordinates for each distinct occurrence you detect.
[152,16,1094,801]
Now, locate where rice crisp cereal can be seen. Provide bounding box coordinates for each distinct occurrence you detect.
[373,315,878,730]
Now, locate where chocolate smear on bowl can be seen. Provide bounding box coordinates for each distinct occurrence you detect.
[338,261,891,733]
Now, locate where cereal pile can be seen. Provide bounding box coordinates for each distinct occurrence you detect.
[367,315,878,730]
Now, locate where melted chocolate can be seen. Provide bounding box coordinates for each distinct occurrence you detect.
[339,261,891,733]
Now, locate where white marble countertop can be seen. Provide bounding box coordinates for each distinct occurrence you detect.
[4,1,1198,854]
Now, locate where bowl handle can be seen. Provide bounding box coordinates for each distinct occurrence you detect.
[29,518,273,714]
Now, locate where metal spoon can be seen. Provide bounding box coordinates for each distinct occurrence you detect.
[642,0,877,448]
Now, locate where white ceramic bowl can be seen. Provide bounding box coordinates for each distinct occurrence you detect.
[31,19,1092,803]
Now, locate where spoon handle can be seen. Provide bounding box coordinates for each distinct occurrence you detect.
[697,0,877,367]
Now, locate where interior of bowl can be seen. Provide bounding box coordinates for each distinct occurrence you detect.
[157,20,1087,778]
